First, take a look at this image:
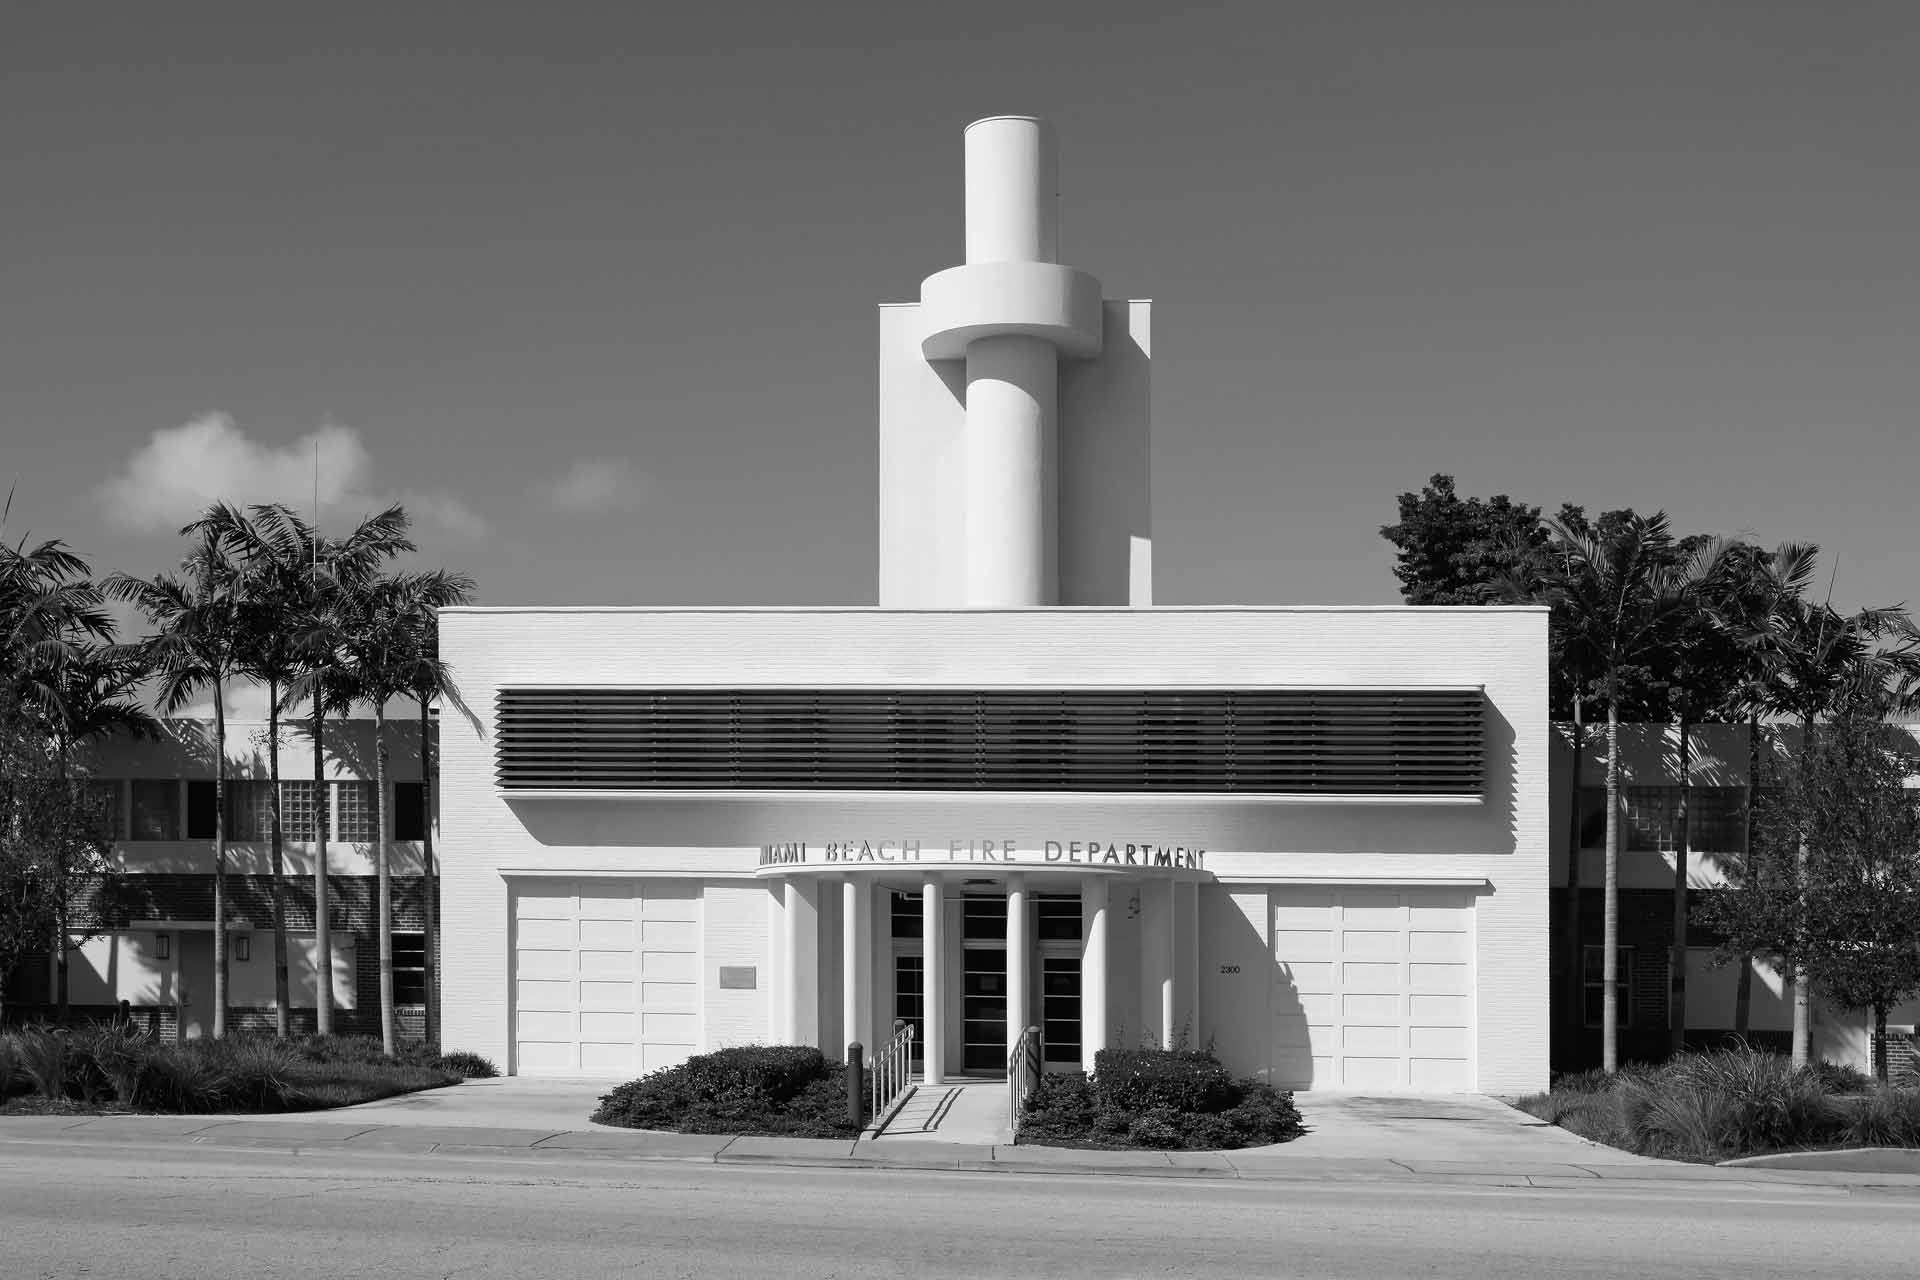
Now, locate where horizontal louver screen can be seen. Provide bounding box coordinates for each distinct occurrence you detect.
[495,689,1483,796]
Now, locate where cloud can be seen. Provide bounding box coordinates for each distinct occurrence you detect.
[540,458,648,515]
[98,413,487,540]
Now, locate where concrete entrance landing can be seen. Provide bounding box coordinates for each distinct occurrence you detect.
[870,1081,1011,1145]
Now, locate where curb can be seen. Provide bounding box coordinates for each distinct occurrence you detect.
[7,1124,1920,1192]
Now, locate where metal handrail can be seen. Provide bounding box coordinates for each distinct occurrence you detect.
[871,1018,917,1130]
[1008,1024,1043,1135]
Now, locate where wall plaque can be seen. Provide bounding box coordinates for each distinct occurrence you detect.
[718,966,757,990]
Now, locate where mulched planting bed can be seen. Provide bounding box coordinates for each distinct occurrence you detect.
[1514,1046,1920,1163]
[592,1045,865,1138]
[1015,1047,1304,1151]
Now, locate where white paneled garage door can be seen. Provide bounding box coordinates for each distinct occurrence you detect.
[512,878,700,1077]
[1271,887,1475,1091]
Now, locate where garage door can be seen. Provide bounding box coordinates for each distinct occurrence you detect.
[512,878,699,1077]
[1271,887,1474,1091]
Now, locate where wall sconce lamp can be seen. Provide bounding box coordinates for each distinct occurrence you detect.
[235,936,251,963]
[156,933,171,960]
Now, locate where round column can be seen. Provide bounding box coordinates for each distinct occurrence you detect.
[965,334,1056,605]
[1081,877,1109,1073]
[1005,871,1029,1066]
[922,874,946,1086]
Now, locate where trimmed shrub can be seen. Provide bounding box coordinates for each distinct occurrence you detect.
[1092,1047,1237,1114]
[681,1045,827,1105]
[1017,1050,1303,1151]
[593,1045,859,1137]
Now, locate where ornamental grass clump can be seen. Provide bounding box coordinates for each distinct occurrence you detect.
[0,1027,469,1114]
[1518,1045,1919,1162]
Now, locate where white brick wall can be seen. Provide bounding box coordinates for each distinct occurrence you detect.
[438,605,1549,1094]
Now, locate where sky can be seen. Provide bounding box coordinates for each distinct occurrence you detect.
[4,1,1916,633]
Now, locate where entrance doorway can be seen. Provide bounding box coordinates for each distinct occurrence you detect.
[962,948,1007,1070]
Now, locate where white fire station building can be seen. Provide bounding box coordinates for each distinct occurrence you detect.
[437,117,1550,1095]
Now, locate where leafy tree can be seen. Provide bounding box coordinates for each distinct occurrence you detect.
[1379,474,1549,607]
[1702,695,1920,1080]
[104,528,246,1038]
[1737,589,1920,1064]
[0,685,117,1024]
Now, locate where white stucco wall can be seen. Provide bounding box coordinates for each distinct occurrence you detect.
[877,300,1152,607]
[437,605,1549,1094]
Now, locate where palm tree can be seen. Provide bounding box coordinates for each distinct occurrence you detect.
[1,537,113,673]
[333,568,473,1054]
[1709,542,1819,1036]
[1531,512,1699,1072]
[277,505,414,1035]
[104,526,245,1038]
[193,502,313,1036]
[30,640,159,1017]
[1658,539,1746,1056]
[394,583,473,1046]
[2,535,128,1021]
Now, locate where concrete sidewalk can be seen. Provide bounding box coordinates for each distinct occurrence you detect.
[3,1110,1918,1194]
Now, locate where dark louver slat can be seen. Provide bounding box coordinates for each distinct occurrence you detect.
[494,688,1483,796]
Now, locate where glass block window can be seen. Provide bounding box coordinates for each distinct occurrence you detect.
[278,780,324,842]
[333,781,376,842]
[393,932,427,1003]
[1579,786,1745,854]
[129,780,180,841]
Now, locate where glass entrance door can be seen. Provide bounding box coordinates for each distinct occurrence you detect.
[962,948,1008,1071]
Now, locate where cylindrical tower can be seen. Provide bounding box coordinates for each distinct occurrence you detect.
[965,116,1058,265]
[918,116,1102,607]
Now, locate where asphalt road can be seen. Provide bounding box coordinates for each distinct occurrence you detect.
[2,1142,1913,1279]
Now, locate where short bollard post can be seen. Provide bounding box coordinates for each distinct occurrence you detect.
[846,1042,864,1129]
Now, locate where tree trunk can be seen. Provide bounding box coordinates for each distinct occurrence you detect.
[268,679,290,1037]
[312,694,332,1037]
[1603,696,1621,1074]
[420,695,437,1049]
[1791,715,1812,1069]
[212,682,228,1040]
[1733,713,1758,1035]
[377,706,395,1056]
[1875,1006,1889,1083]
[54,745,69,1021]
[1669,718,1691,1058]
[1564,704,1586,1069]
